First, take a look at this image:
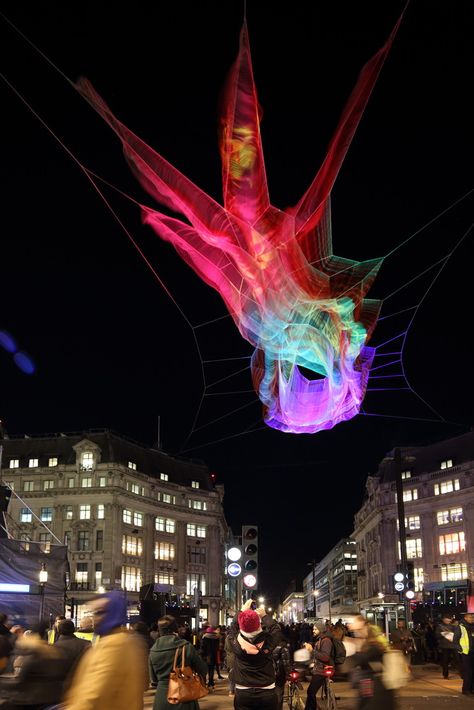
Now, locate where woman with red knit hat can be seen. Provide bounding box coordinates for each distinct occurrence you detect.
[226,599,281,709]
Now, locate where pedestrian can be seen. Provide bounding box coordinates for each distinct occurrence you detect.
[227,598,281,710]
[63,591,148,710]
[148,614,208,710]
[435,615,458,679]
[200,626,219,690]
[347,615,394,710]
[55,619,91,687]
[48,615,66,644]
[215,625,225,679]
[454,612,474,695]
[390,620,415,663]
[303,622,335,710]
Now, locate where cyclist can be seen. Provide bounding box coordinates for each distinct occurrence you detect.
[272,627,292,709]
[303,623,335,710]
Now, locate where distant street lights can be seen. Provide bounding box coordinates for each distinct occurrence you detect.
[39,563,48,621]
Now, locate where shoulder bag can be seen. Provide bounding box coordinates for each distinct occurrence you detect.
[167,644,209,705]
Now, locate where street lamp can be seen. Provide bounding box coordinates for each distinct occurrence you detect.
[258,596,265,604]
[39,563,48,621]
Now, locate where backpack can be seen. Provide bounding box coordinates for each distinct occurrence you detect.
[381,649,410,689]
[332,638,347,666]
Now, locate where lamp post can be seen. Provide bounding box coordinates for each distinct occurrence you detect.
[39,563,48,622]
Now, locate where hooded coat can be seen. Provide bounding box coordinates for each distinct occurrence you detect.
[149,634,208,710]
[64,592,148,710]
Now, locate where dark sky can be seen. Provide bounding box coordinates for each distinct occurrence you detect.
[1,1,473,603]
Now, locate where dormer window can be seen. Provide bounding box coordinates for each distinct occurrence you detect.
[440,459,453,470]
[48,457,58,467]
[160,473,169,482]
[9,459,19,469]
[28,458,38,468]
[128,461,137,470]
[81,452,94,471]
[401,470,411,480]
[191,481,200,489]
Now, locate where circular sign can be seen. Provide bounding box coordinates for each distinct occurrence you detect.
[405,590,415,599]
[394,572,405,582]
[394,582,405,592]
[227,562,242,577]
[243,573,257,588]
[228,546,242,562]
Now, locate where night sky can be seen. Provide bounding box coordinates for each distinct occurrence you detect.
[1,1,473,604]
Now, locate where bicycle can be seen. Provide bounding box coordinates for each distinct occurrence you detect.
[284,668,305,710]
[318,666,337,710]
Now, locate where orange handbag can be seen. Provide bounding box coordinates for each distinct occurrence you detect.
[167,644,209,705]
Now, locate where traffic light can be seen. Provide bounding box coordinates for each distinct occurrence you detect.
[242,525,258,589]
[227,545,243,578]
[405,562,415,599]
[393,571,405,593]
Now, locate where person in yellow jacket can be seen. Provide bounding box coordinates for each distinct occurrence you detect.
[63,591,149,710]
[455,612,474,695]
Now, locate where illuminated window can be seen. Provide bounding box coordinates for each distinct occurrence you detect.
[123,509,132,524]
[196,525,206,538]
[48,457,58,467]
[439,532,465,555]
[155,572,174,585]
[133,512,143,527]
[407,515,420,530]
[95,562,102,586]
[122,535,143,556]
[81,477,92,488]
[189,499,207,510]
[98,476,106,487]
[441,563,468,581]
[401,470,412,480]
[451,507,463,522]
[20,508,32,523]
[81,452,94,471]
[160,473,169,482]
[398,538,423,559]
[440,459,453,470]
[121,566,142,592]
[68,478,75,488]
[155,542,175,561]
[65,506,73,520]
[191,480,200,489]
[9,459,19,469]
[434,479,460,495]
[43,480,54,490]
[131,483,144,496]
[28,458,38,468]
[437,510,450,526]
[76,563,88,584]
[128,461,137,470]
[97,504,105,520]
[186,573,206,596]
[79,504,91,520]
[64,531,71,547]
[162,494,175,504]
[414,567,424,591]
[40,507,53,522]
[23,481,34,492]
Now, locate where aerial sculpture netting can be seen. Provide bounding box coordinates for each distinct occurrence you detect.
[77,16,402,434]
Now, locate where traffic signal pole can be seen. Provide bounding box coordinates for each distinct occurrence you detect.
[394,447,411,624]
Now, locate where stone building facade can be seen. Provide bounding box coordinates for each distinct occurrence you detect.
[0,429,230,626]
[353,430,474,620]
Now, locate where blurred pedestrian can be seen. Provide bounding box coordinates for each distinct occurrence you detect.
[200,626,219,690]
[347,615,394,710]
[148,614,207,710]
[63,591,148,710]
[225,632,236,697]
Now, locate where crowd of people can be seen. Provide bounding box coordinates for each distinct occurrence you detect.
[1,599,474,709]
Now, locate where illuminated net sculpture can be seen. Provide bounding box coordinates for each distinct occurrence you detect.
[77,17,401,434]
